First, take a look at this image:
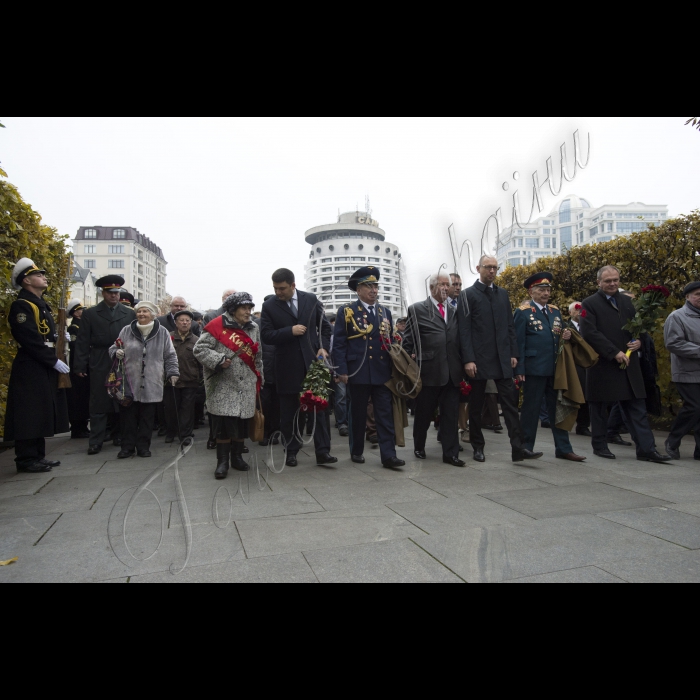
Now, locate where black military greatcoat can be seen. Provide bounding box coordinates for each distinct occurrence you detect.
[459,281,519,381]
[4,289,70,441]
[580,290,646,403]
[67,316,91,427]
[74,301,136,414]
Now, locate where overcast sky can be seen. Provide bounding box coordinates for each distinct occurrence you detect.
[1,117,698,310]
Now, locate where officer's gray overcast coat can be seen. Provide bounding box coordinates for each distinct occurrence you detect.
[74,301,136,413]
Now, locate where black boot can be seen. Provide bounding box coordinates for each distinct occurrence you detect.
[215,443,231,480]
[231,442,250,472]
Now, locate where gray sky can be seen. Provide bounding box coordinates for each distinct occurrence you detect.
[1,117,698,310]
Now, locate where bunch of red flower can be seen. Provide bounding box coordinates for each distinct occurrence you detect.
[460,381,472,397]
[300,390,329,413]
[575,304,588,318]
[641,285,671,298]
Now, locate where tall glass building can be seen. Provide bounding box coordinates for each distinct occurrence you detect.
[496,195,669,269]
[304,211,408,317]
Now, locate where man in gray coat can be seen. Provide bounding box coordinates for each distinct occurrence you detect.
[664,282,700,460]
[404,272,465,467]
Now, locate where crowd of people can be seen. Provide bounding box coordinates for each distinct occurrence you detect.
[6,254,700,480]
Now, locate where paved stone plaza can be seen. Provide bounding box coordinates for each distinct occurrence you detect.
[2,420,700,583]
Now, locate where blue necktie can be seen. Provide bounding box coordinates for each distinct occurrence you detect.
[368,305,377,329]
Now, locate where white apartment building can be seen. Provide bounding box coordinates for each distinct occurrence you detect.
[69,260,99,308]
[304,211,408,317]
[72,227,167,304]
[497,195,669,269]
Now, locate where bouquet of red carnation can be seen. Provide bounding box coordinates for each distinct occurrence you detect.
[575,304,588,319]
[299,359,331,412]
[620,285,671,369]
[460,381,472,397]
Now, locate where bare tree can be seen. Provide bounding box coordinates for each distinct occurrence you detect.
[686,117,700,131]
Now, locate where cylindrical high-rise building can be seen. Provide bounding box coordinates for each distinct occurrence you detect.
[304,211,408,317]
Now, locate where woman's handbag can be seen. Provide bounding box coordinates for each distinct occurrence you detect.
[249,391,265,442]
[105,339,134,408]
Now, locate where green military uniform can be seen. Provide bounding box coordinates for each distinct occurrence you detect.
[514,273,577,458]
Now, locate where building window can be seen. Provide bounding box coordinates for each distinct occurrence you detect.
[560,226,573,250]
[113,229,126,239]
[321,258,332,263]
[84,245,96,254]
[544,239,551,249]
[590,227,599,237]
[84,229,97,239]
[525,239,539,249]
[321,267,332,273]
[109,245,125,254]
[108,260,125,269]
[138,279,143,289]
[517,238,524,247]
[322,277,332,282]
[335,257,350,262]
[560,200,572,224]
[138,265,144,275]
[368,258,380,263]
[551,237,557,247]
[617,222,648,234]
[84,260,96,269]
[352,257,366,262]
[608,223,614,232]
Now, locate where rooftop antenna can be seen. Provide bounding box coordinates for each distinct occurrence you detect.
[365,195,372,218]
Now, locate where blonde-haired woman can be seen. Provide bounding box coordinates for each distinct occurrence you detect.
[109,301,179,459]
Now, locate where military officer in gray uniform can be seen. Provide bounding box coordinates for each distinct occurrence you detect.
[74,275,136,455]
[514,273,586,462]
[4,258,70,473]
[332,267,405,470]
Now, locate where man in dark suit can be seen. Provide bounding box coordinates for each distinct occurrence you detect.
[580,265,670,464]
[566,302,593,437]
[459,255,533,464]
[333,267,405,470]
[514,273,586,462]
[404,272,465,467]
[157,296,201,336]
[261,269,335,468]
[254,296,281,447]
[74,275,136,455]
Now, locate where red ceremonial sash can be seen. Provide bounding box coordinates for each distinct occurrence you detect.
[204,316,262,392]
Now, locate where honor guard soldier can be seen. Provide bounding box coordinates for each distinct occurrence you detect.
[332,267,406,470]
[66,299,91,439]
[514,273,586,462]
[120,290,135,308]
[4,258,70,473]
[74,275,136,455]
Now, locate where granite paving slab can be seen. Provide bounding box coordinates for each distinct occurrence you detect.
[352,459,463,482]
[0,490,104,519]
[388,495,535,534]
[597,507,700,549]
[482,461,634,487]
[259,463,377,494]
[0,477,54,499]
[0,515,60,560]
[413,470,548,498]
[306,479,444,512]
[38,472,170,495]
[504,567,627,584]
[483,483,671,520]
[130,553,318,584]
[304,539,463,583]
[595,475,700,503]
[236,506,424,559]
[669,502,700,518]
[411,515,685,583]
[597,550,700,583]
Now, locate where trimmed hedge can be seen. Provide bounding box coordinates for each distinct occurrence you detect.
[496,211,700,408]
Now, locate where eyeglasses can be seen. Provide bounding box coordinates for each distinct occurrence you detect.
[481,266,500,272]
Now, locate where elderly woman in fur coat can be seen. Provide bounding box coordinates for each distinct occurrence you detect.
[109,301,179,459]
[194,292,263,479]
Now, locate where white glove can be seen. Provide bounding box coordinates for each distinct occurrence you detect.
[116,349,125,359]
[65,332,71,343]
[54,360,70,374]
[170,376,179,387]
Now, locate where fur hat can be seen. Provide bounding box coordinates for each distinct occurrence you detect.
[135,301,159,316]
[223,292,255,313]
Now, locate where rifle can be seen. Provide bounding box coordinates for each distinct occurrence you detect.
[56,256,72,390]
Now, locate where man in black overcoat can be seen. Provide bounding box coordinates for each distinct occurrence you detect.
[261,269,335,468]
[254,297,281,447]
[157,296,201,336]
[66,299,91,439]
[458,255,533,463]
[580,266,670,463]
[4,258,70,473]
[404,272,466,467]
[74,275,136,455]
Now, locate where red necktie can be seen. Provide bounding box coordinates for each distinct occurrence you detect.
[439,303,445,320]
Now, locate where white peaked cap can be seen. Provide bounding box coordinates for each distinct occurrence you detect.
[12,258,46,291]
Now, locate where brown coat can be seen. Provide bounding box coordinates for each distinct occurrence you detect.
[385,345,422,447]
[171,330,201,389]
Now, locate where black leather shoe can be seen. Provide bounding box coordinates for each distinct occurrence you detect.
[87,445,102,456]
[382,458,406,470]
[113,438,123,447]
[483,425,503,433]
[641,451,672,464]
[594,449,616,460]
[39,459,61,468]
[609,436,633,447]
[523,450,544,460]
[242,446,250,454]
[137,451,152,458]
[286,457,298,468]
[118,450,134,460]
[164,436,175,444]
[231,444,250,472]
[473,450,486,463]
[216,443,231,479]
[272,438,280,446]
[158,428,167,437]
[541,422,552,430]
[259,440,270,447]
[352,455,366,464]
[317,454,338,466]
[369,436,379,446]
[444,457,466,468]
[665,441,681,460]
[414,450,427,460]
[576,428,593,437]
[512,450,526,463]
[207,439,217,450]
[459,445,465,452]
[339,427,349,437]
[17,463,52,474]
